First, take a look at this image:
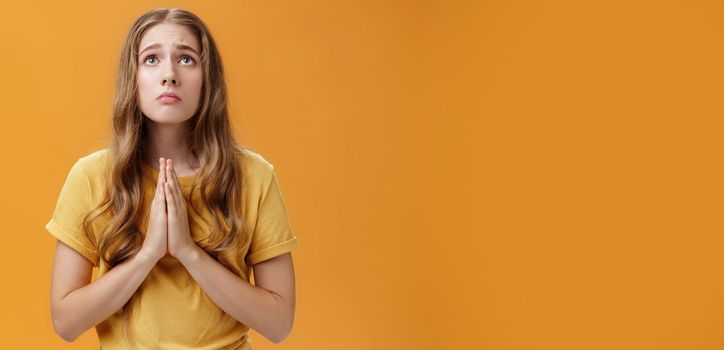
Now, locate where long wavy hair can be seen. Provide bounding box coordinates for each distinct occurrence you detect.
[80,8,248,342]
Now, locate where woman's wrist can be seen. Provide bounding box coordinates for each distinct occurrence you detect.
[136,248,163,266]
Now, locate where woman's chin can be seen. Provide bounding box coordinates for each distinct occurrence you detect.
[144,114,193,125]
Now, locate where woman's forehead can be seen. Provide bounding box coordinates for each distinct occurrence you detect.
[139,23,199,53]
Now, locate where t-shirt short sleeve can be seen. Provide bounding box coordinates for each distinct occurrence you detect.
[245,168,300,266]
[45,159,100,266]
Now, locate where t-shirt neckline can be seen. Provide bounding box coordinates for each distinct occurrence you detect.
[141,160,197,187]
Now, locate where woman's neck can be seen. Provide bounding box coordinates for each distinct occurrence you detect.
[143,119,200,174]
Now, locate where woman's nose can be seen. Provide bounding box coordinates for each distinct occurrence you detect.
[162,63,177,85]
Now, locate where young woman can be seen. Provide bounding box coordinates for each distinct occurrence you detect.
[46,8,299,349]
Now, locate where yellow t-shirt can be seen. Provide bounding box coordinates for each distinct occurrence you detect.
[45,146,300,349]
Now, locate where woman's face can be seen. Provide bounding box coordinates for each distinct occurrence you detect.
[136,23,202,124]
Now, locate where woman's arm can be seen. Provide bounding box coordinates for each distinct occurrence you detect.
[50,241,157,342]
[177,248,296,344]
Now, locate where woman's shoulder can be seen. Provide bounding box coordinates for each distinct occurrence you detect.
[71,148,110,178]
[237,144,275,174]
[236,144,283,193]
[78,148,109,162]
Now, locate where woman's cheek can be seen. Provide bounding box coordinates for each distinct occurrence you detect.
[189,71,203,108]
[136,71,154,105]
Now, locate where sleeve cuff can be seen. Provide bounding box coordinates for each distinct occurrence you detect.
[45,219,99,267]
[246,236,300,266]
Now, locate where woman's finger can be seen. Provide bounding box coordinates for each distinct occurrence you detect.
[156,158,166,203]
[156,158,164,194]
[164,182,176,216]
[168,159,183,202]
[161,157,167,184]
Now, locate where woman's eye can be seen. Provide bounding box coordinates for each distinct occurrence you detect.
[142,55,194,65]
[143,55,157,64]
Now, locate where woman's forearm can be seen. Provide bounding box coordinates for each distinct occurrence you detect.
[177,246,292,343]
[53,252,157,342]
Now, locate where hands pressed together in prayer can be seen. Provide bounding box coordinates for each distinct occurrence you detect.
[134,157,294,343]
[140,157,198,263]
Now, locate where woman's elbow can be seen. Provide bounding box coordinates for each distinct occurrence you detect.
[269,330,290,344]
[269,317,294,344]
[52,312,79,342]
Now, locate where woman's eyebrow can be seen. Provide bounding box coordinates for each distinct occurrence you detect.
[139,43,199,56]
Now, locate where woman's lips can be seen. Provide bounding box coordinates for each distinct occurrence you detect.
[158,96,181,104]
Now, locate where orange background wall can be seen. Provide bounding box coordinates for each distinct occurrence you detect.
[1,0,723,349]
